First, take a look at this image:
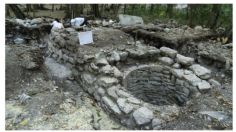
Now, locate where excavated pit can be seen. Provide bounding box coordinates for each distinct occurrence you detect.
[6,19,228,129]
[46,27,218,129]
[124,66,189,106]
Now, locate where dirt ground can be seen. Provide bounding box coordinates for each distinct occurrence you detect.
[5,27,232,130]
[5,44,127,130]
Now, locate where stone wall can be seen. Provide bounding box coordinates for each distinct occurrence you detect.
[48,28,221,130]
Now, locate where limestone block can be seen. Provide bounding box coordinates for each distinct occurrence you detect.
[98,77,119,88]
[158,57,174,66]
[176,54,194,66]
[117,98,134,114]
[102,96,121,115]
[133,107,154,125]
[160,47,178,58]
[189,64,211,79]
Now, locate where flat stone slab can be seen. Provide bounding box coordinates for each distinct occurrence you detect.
[119,14,144,26]
[197,80,211,91]
[199,111,230,122]
[102,96,121,115]
[98,77,119,88]
[176,54,194,66]
[160,47,178,58]
[117,98,134,114]
[189,64,211,79]
[183,73,202,86]
[158,57,174,66]
[133,107,154,125]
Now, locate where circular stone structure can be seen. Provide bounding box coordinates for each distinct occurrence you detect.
[48,28,218,130]
[124,65,190,106]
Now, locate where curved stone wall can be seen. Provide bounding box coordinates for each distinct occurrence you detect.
[48,28,220,129]
[124,65,190,106]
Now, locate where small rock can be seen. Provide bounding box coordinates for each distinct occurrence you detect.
[102,20,110,27]
[171,69,184,78]
[160,47,178,58]
[189,64,211,79]
[199,111,230,122]
[110,51,121,62]
[183,73,202,86]
[119,14,144,26]
[30,18,43,25]
[209,79,221,89]
[158,57,174,66]
[95,52,109,66]
[116,89,131,98]
[118,51,128,61]
[164,28,170,33]
[98,77,119,88]
[172,63,181,69]
[107,86,119,99]
[184,70,193,75]
[18,93,31,104]
[14,38,25,44]
[194,25,203,31]
[100,65,113,74]
[97,88,106,96]
[197,80,211,91]
[176,54,194,66]
[127,97,141,104]
[113,67,123,77]
[95,58,109,66]
[117,98,134,114]
[133,107,154,125]
[152,118,164,130]
[81,73,96,84]
[102,96,121,115]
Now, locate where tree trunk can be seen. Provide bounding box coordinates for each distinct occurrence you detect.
[166,4,174,18]
[124,4,126,14]
[111,4,120,18]
[72,4,83,17]
[39,4,44,10]
[8,4,26,19]
[208,4,221,29]
[150,4,154,13]
[51,4,54,12]
[186,5,189,20]
[188,4,197,27]
[91,4,100,18]
[132,4,136,14]
[6,5,10,17]
[65,4,72,18]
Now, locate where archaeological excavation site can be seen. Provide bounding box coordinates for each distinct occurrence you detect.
[5,4,232,130]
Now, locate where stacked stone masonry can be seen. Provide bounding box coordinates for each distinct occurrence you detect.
[48,28,220,130]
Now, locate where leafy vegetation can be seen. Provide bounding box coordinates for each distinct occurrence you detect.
[6,4,232,29]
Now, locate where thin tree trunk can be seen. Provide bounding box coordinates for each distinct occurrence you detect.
[166,4,174,18]
[208,4,221,29]
[188,4,196,27]
[124,4,126,14]
[91,4,100,18]
[6,5,10,17]
[9,4,26,19]
[150,4,154,13]
[132,4,136,15]
[51,4,54,12]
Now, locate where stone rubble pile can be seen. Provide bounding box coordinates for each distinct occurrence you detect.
[6,18,52,45]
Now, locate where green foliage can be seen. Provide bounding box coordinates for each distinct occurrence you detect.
[124,4,232,29]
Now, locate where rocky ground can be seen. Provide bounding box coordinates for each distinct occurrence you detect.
[5,22,232,130]
[5,44,127,130]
